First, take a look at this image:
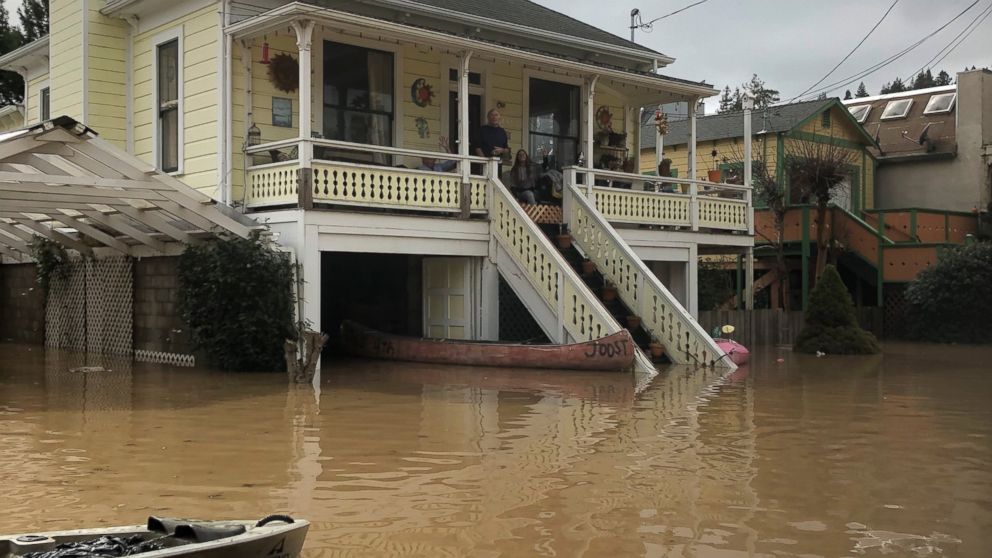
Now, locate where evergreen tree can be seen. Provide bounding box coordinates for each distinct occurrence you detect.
[0,4,24,106]
[844,90,853,100]
[718,86,736,113]
[18,0,48,43]
[880,77,906,95]
[794,265,880,354]
[855,82,869,97]
[744,73,780,109]
[935,70,952,86]
[911,70,936,90]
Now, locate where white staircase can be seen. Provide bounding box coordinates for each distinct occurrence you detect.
[488,178,656,375]
[562,182,732,369]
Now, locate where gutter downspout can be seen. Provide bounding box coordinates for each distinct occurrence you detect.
[123,15,138,154]
[222,0,233,205]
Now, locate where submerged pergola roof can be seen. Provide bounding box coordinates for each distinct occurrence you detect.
[0,117,258,263]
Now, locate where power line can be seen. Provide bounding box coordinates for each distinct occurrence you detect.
[796,0,983,99]
[904,1,992,81]
[632,0,711,34]
[789,0,899,102]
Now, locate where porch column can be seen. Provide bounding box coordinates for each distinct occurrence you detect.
[745,246,755,310]
[688,243,699,318]
[458,51,473,218]
[291,20,315,209]
[688,96,698,181]
[585,75,599,169]
[292,20,315,165]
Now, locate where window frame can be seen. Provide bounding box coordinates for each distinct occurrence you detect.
[152,29,183,175]
[39,85,50,121]
[923,92,956,115]
[880,99,913,120]
[847,104,871,123]
[321,39,396,146]
[523,72,583,168]
[821,109,831,128]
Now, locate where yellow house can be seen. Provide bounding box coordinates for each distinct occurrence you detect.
[0,0,757,372]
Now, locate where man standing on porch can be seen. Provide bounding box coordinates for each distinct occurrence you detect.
[473,109,510,159]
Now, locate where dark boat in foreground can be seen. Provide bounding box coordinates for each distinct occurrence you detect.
[1,515,308,558]
[342,320,636,371]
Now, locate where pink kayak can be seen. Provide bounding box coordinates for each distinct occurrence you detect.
[715,338,750,366]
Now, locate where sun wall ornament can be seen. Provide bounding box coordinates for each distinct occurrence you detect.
[410,78,435,107]
[267,53,299,93]
[595,106,613,131]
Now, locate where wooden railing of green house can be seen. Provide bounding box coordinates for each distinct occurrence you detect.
[863,208,978,244]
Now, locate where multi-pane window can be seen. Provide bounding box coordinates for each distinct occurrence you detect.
[322,41,394,146]
[39,87,49,121]
[157,39,180,173]
[880,99,912,120]
[923,93,956,114]
[528,78,579,167]
[847,104,870,123]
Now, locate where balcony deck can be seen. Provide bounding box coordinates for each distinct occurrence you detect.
[243,139,753,237]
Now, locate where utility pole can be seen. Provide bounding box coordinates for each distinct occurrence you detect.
[742,92,755,311]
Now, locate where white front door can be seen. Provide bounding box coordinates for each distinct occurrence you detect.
[423,257,473,340]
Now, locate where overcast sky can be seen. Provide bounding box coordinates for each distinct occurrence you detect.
[537,0,992,112]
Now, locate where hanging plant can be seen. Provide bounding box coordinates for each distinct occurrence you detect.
[30,236,71,295]
[268,53,299,93]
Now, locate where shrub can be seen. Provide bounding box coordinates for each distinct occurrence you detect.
[904,241,992,343]
[795,265,880,354]
[177,231,296,371]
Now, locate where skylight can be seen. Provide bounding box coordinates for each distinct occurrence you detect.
[923,93,956,115]
[880,99,913,120]
[847,104,871,123]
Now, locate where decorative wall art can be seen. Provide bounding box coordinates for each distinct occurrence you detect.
[410,78,435,107]
[595,106,613,131]
[268,53,299,93]
[415,117,430,138]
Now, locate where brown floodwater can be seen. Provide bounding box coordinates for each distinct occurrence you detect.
[1,342,990,557]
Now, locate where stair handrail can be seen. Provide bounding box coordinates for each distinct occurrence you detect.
[488,172,629,346]
[563,171,734,369]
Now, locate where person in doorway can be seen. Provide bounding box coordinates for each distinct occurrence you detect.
[417,136,458,172]
[473,109,510,160]
[507,149,539,204]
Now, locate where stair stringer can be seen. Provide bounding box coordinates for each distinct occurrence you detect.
[563,184,735,369]
[487,177,655,375]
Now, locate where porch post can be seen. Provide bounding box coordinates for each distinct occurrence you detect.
[743,93,754,235]
[458,50,473,218]
[689,96,698,181]
[292,21,315,163]
[745,246,755,310]
[291,20,315,209]
[585,75,599,169]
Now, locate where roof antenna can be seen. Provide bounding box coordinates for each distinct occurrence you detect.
[630,9,640,42]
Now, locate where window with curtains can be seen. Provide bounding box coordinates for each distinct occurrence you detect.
[322,41,394,148]
[528,78,580,168]
[157,39,180,173]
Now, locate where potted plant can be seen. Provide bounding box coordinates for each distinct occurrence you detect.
[580,259,596,275]
[601,284,618,302]
[556,225,572,249]
[649,341,665,359]
[626,315,641,329]
[657,158,672,178]
[707,149,722,182]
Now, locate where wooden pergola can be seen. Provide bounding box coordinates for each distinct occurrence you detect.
[0,117,257,263]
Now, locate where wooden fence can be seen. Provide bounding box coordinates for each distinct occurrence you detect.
[698,308,884,347]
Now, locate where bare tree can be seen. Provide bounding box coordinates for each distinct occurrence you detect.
[785,135,856,279]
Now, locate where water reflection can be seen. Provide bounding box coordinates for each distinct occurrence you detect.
[1,343,989,556]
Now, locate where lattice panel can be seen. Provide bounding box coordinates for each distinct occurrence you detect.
[45,256,133,357]
[135,350,195,367]
[45,258,87,352]
[883,284,906,339]
[86,257,134,356]
[497,277,549,343]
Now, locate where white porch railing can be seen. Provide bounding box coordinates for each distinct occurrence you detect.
[567,167,753,233]
[563,172,734,369]
[245,138,491,213]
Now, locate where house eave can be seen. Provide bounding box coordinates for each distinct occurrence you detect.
[225,3,714,99]
[0,36,49,72]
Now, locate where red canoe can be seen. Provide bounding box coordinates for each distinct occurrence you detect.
[341,321,636,371]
